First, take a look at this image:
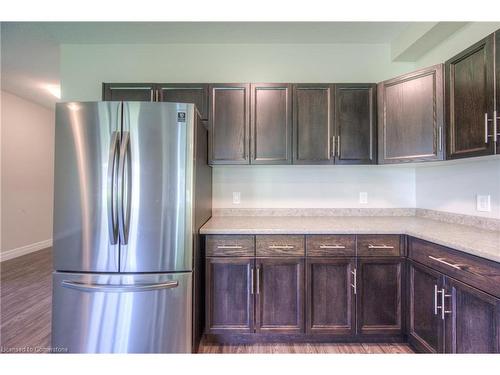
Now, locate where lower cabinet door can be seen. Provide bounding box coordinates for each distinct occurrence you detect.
[205,257,255,334]
[255,257,305,334]
[444,277,500,353]
[408,261,444,353]
[357,257,403,335]
[306,258,356,335]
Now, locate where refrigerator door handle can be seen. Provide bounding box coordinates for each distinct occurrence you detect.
[107,131,120,245]
[118,131,131,245]
[61,280,179,293]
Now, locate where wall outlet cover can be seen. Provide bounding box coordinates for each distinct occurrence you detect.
[359,192,368,204]
[232,192,241,205]
[476,194,491,212]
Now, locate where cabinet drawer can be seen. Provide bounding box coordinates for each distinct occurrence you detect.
[357,235,402,256]
[306,235,356,256]
[206,235,255,257]
[256,235,305,256]
[408,237,500,298]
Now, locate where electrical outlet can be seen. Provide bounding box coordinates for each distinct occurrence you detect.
[476,194,491,212]
[232,192,241,205]
[359,192,368,204]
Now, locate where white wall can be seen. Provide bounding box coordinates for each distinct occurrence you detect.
[416,158,500,219]
[213,166,415,209]
[415,22,500,68]
[1,90,55,258]
[60,43,415,101]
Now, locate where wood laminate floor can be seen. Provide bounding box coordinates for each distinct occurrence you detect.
[1,248,52,352]
[0,248,414,354]
[197,342,414,354]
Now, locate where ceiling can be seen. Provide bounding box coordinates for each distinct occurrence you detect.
[0,22,463,108]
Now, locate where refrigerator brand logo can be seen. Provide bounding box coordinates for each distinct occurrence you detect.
[177,112,186,122]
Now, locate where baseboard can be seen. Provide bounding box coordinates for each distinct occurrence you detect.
[0,239,53,262]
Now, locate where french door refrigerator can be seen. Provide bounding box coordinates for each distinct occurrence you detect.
[51,101,211,353]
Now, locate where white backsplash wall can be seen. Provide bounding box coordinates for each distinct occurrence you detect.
[415,158,500,219]
[213,166,416,209]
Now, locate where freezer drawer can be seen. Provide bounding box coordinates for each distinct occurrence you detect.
[52,272,192,353]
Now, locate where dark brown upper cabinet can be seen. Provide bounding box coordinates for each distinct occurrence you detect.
[292,84,335,164]
[205,257,255,334]
[102,83,156,101]
[444,277,500,353]
[378,64,444,164]
[356,257,404,336]
[408,261,444,353]
[208,83,250,165]
[334,84,377,164]
[446,34,495,159]
[250,83,292,164]
[255,257,305,334]
[306,257,356,335]
[496,30,500,154]
[157,83,209,120]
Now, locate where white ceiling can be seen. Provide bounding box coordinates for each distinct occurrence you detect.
[0,22,460,108]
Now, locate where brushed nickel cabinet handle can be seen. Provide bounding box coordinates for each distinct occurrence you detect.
[331,136,336,158]
[438,126,443,152]
[368,244,394,249]
[351,269,357,295]
[320,244,346,249]
[485,112,495,143]
[485,113,489,143]
[268,245,295,249]
[434,285,439,315]
[441,288,452,320]
[337,135,341,157]
[216,245,243,249]
[250,267,254,295]
[256,267,260,295]
[494,110,498,142]
[428,256,462,270]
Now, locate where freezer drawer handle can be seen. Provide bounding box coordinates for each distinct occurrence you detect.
[61,280,179,293]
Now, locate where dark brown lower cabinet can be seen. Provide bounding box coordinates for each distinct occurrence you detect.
[306,258,356,335]
[255,258,305,334]
[205,257,254,334]
[357,257,403,335]
[408,261,444,353]
[445,278,500,353]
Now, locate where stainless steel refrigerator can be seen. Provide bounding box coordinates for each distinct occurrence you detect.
[51,101,211,353]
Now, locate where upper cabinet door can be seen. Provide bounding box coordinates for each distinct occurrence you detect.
[250,83,292,164]
[496,31,500,154]
[378,64,444,164]
[208,83,250,165]
[335,84,377,164]
[292,84,335,164]
[158,84,208,120]
[102,83,156,101]
[446,34,495,159]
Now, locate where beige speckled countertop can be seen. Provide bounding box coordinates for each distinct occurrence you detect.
[200,216,500,263]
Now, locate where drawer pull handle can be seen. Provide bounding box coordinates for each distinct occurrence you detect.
[368,244,394,249]
[268,245,295,249]
[428,256,463,270]
[217,245,243,249]
[320,244,346,249]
